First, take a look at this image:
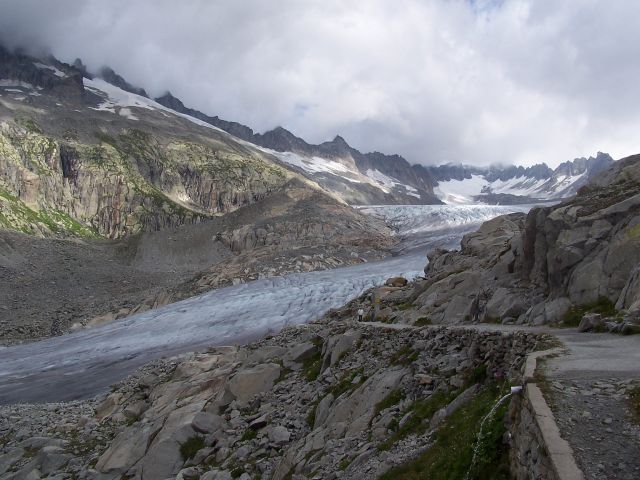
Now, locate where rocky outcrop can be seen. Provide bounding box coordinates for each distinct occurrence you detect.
[0,318,542,480]
[0,122,291,238]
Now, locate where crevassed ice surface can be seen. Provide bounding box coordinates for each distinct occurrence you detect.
[0,204,539,403]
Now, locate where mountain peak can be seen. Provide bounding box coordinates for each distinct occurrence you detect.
[332,134,348,145]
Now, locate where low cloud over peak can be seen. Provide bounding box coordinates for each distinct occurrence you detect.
[1,0,640,167]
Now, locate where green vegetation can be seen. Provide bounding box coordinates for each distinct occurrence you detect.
[627,223,640,240]
[379,386,510,480]
[465,364,488,385]
[301,351,323,382]
[377,390,458,451]
[0,186,98,237]
[338,457,352,471]
[240,428,258,442]
[390,345,419,365]
[328,369,366,398]
[306,399,320,427]
[18,118,44,134]
[374,388,405,417]
[561,297,618,326]
[397,302,414,311]
[629,386,640,423]
[230,467,245,478]
[483,316,501,324]
[179,435,205,461]
[414,317,432,327]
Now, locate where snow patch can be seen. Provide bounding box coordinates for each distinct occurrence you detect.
[0,80,36,89]
[33,62,67,78]
[365,169,422,198]
[83,78,226,133]
[259,148,362,183]
[118,107,138,120]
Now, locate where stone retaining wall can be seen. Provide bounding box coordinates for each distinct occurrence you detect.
[509,348,585,480]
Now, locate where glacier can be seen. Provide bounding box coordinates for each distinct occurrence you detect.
[0,204,542,404]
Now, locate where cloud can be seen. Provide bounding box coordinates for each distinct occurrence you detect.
[1,0,640,167]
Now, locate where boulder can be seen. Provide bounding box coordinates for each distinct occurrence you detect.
[485,288,526,320]
[313,393,335,429]
[228,363,281,404]
[321,331,361,371]
[322,367,407,437]
[268,425,291,444]
[245,346,287,365]
[140,438,184,480]
[95,422,161,473]
[38,447,70,475]
[0,447,25,475]
[177,467,200,480]
[286,342,319,364]
[385,276,408,287]
[192,412,225,434]
[95,393,123,421]
[578,313,604,332]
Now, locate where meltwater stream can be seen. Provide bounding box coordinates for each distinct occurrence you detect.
[0,204,537,404]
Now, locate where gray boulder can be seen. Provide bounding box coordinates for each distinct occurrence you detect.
[227,363,281,404]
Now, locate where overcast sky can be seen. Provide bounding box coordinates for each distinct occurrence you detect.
[1,0,639,167]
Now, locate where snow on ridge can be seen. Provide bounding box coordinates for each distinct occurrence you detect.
[83,78,226,132]
[257,148,362,183]
[33,62,67,78]
[0,79,39,89]
[487,176,548,197]
[365,169,422,198]
[434,170,589,204]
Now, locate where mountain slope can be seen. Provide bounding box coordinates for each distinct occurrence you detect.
[154,92,443,205]
[0,46,395,342]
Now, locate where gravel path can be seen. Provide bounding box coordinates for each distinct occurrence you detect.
[544,332,640,480]
[548,378,640,480]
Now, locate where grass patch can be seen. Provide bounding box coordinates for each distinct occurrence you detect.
[379,385,510,480]
[397,302,414,311]
[18,117,44,134]
[230,467,245,478]
[374,388,405,417]
[179,435,205,461]
[241,428,258,442]
[377,389,458,451]
[465,364,488,386]
[306,399,320,427]
[390,345,419,365]
[482,316,501,324]
[301,351,323,382]
[328,370,366,398]
[338,457,352,470]
[561,297,618,326]
[414,317,432,327]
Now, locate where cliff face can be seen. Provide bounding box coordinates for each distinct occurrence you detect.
[407,154,640,325]
[0,122,289,238]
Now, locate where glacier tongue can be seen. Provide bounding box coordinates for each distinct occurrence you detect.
[358,204,536,235]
